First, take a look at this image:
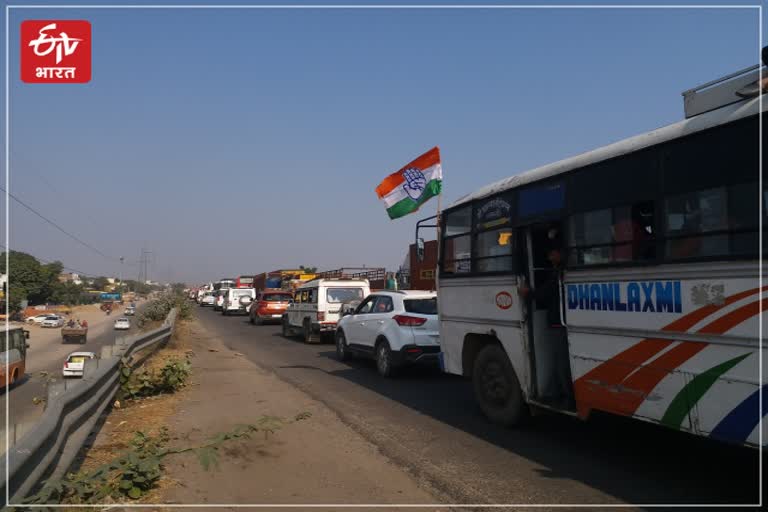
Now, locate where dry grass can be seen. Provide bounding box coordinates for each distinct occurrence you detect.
[69,318,196,506]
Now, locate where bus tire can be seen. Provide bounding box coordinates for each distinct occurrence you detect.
[472,344,527,427]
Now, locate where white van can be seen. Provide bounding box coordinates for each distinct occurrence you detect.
[222,287,256,316]
[282,279,370,343]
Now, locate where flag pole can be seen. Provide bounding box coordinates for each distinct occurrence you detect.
[434,183,443,293]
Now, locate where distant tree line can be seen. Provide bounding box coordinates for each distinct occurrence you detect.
[0,251,162,313]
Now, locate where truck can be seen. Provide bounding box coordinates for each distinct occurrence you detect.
[61,324,87,344]
[314,268,386,290]
[252,270,310,294]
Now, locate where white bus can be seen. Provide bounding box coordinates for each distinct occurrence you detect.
[433,59,765,448]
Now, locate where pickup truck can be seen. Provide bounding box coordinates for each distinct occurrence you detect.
[61,324,88,344]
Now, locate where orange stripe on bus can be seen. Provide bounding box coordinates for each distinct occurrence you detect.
[696,298,768,335]
[573,286,767,419]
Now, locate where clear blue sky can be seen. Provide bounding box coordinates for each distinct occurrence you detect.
[1,1,763,283]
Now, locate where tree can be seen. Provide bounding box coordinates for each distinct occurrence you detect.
[51,281,87,305]
[299,265,317,274]
[90,276,110,291]
[0,251,45,311]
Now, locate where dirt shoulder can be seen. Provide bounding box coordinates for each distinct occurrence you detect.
[160,317,441,507]
[79,316,443,510]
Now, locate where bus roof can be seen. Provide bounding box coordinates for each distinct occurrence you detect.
[450,96,763,209]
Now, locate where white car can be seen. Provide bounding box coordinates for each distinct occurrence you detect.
[26,314,52,325]
[41,315,65,328]
[200,292,215,306]
[335,290,440,377]
[62,351,96,378]
[114,318,131,330]
[124,307,136,316]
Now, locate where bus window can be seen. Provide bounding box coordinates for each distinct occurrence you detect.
[664,184,757,259]
[474,228,516,273]
[444,206,471,236]
[442,235,471,274]
[567,201,654,266]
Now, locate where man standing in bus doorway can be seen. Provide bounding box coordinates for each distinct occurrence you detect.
[518,230,575,410]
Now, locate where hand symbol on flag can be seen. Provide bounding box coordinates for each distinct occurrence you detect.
[402,168,426,200]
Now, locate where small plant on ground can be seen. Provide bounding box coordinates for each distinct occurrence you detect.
[16,413,312,508]
[119,357,191,400]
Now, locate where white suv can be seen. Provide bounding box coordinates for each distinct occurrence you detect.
[222,288,256,316]
[335,291,439,377]
[282,279,370,343]
[213,289,229,311]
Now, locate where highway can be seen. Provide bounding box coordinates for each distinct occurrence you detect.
[0,304,142,450]
[195,305,762,506]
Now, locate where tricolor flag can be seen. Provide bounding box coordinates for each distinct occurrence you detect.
[375,146,443,220]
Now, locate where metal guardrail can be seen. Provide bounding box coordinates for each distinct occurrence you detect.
[0,308,179,506]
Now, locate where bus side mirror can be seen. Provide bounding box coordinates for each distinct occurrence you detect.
[417,238,425,263]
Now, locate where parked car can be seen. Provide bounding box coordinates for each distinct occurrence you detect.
[41,315,65,328]
[222,287,256,316]
[249,290,293,325]
[124,307,136,316]
[213,289,229,311]
[282,278,370,343]
[26,314,52,325]
[200,292,215,307]
[62,351,96,378]
[114,317,131,330]
[335,290,440,377]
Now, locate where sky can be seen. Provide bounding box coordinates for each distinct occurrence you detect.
[0,1,763,284]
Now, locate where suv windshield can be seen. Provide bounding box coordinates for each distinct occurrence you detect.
[263,293,291,302]
[404,298,438,315]
[326,288,364,303]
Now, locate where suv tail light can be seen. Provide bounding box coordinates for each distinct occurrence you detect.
[393,315,427,327]
[64,362,68,368]
[317,311,326,321]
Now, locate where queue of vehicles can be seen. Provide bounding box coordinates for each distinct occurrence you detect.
[186,58,766,450]
[191,271,440,377]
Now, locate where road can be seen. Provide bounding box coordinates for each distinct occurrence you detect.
[0,303,143,448]
[196,305,762,506]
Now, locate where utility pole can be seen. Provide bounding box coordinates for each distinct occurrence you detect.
[137,248,152,287]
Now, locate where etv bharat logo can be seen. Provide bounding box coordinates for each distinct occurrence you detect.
[21,20,91,83]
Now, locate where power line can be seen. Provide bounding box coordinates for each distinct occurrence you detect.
[0,185,115,261]
[0,242,90,276]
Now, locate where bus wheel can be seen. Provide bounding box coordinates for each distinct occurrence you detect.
[472,344,527,427]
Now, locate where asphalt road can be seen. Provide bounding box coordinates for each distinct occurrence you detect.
[0,304,143,447]
[195,305,763,507]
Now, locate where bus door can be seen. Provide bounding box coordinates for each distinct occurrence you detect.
[521,222,571,405]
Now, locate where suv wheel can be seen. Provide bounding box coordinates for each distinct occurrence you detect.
[472,344,528,426]
[375,340,396,377]
[303,319,319,344]
[336,330,350,361]
[281,316,291,337]
[249,313,255,325]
